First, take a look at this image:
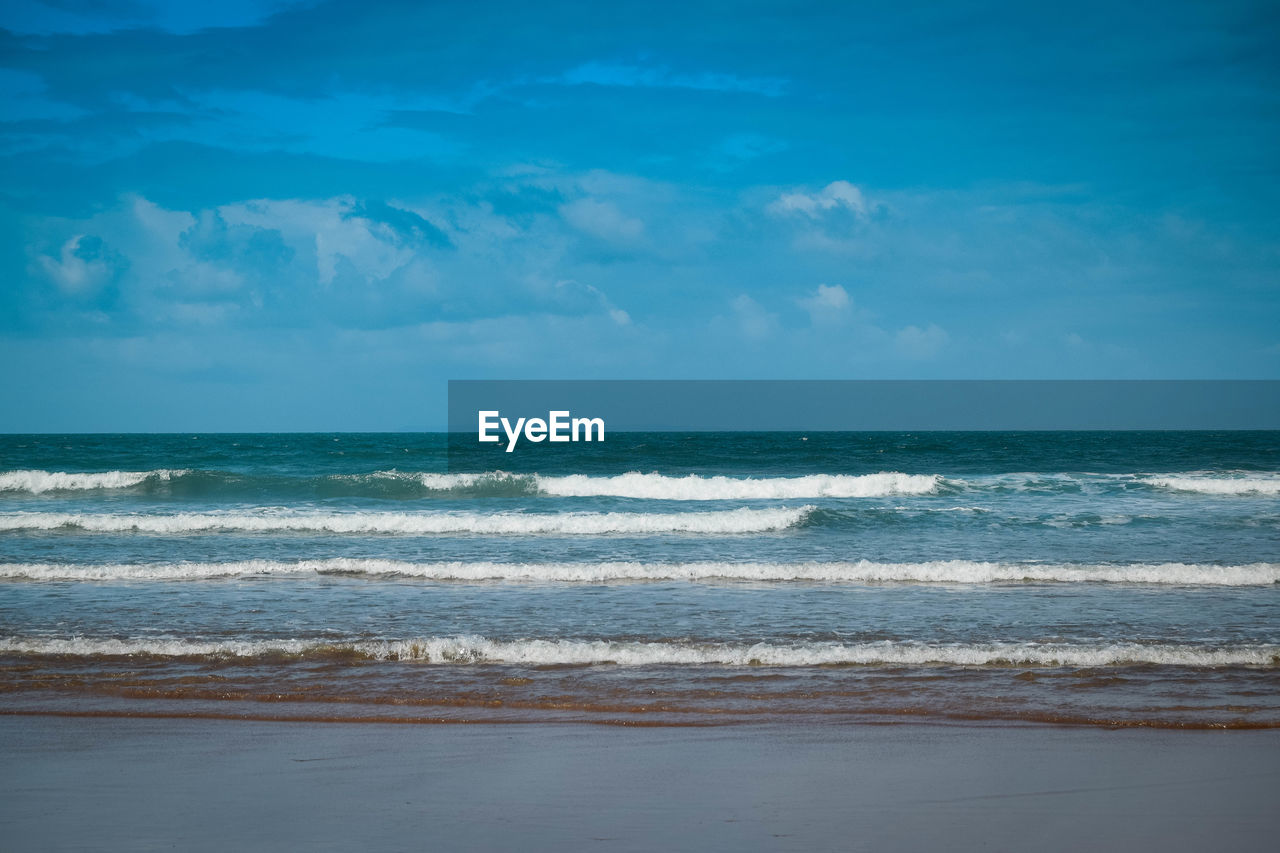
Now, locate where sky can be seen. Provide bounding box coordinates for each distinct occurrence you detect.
[0,0,1277,430]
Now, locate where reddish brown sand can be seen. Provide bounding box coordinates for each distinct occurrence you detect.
[1,716,1277,852]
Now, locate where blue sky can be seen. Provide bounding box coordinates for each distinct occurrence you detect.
[1,0,1277,430]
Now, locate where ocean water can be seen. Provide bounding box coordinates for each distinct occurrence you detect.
[1,431,1277,727]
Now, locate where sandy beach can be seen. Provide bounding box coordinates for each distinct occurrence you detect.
[2,716,1276,852]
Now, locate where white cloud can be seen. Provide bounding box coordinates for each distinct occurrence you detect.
[221,197,414,287]
[37,235,116,295]
[32,195,258,313]
[798,283,851,325]
[895,324,949,359]
[729,294,777,340]
[769,180,869,220]
[559,198,645,243]
[551,279,633,326]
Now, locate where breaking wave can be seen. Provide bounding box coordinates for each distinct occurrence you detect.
[0,506,814,535]
[10,468,1279,499]
[1143,475,1280,496]
[0,469,183,494]
[0,468,938,499]
[2,635,1275,667]
[527,472,939,499]
[2,559,1276,585]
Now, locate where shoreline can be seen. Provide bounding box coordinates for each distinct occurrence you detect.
[3,716,1278,852]
[4,707,1280,730]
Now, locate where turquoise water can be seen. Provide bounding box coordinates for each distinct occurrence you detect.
[1,432,1277,726]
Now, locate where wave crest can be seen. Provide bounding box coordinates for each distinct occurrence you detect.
[528,471,939,499]
[2,559,1276,585]
[0,469,183,494]
[1143,475,1280,496]
[0,506,813,535]
[2,635,1275,667]
[0,469,937,499]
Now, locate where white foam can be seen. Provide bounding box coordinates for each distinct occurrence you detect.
[386,472,533,490]
[1,635,1275,667]
[0,468,938,499]
[396,471,940,498]
[10,468,1277,498]
[1144,475,1280,496]
[0,469,181,493]
[527,472,939,499]
[0,506,813,535]
[1,559,1276,585]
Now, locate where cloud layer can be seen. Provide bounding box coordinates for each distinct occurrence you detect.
[1,0,1277,429]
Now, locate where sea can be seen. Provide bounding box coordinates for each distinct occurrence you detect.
[1,431,1277,728]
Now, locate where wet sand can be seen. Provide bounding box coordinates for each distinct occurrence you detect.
[1,716,1277,852]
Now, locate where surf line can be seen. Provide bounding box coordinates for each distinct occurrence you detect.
[478,410,605,452]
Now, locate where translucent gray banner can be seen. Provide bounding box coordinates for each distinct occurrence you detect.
[448,380,1280,433]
